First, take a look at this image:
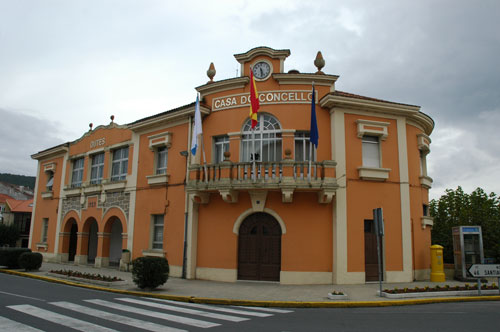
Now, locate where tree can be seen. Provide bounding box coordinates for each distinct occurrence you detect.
[431,187,500,263]
[0,224,20,247]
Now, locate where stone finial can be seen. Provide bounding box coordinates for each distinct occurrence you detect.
[207,62,216,83]
[223,151,231,161]
[314,51,325,74]
[89,123,93,131]
[110,115,115,123]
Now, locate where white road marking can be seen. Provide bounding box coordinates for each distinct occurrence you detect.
[0,291,45,301]
[151,298,273,317]
[7,304,119,332]
[0,316,44,332]
[51,301,187,332]
[231,305,293,313]
[117,297,249,322]
[85,299,220,328]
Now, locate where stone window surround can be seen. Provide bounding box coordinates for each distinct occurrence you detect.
[356,119,391,181]
[147,131,172,185]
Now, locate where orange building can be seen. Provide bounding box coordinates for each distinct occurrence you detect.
[30,47,434,284]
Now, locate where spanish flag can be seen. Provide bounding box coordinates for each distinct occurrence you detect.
[249,69,260,129]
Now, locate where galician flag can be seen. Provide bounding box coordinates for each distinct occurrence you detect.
[191,95,202,155]
[249,69,260,129]
[310,83,319,149]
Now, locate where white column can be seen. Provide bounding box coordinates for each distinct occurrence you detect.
[387,117,413,282]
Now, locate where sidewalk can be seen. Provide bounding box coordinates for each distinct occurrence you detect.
[7,261,500,305]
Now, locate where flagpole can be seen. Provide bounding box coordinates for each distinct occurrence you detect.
[309,81,317,181]
[201,133,208,183]
[252,128,256,181]
[308,141,312,181]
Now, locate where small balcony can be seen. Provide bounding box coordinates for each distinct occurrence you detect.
[187,156,337,204]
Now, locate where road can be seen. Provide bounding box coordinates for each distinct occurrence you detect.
[1,273,500,331]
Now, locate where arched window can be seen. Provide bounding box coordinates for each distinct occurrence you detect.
[241,114,282,162]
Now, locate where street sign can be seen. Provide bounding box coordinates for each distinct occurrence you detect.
[468,264,500,277]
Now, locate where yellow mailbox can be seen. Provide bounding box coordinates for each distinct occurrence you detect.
[430,244,446,282]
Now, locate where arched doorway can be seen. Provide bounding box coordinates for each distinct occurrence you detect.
[238,212,281,281]
[106,217,123,266]
[87,219,98,264]
[68,222,78,262]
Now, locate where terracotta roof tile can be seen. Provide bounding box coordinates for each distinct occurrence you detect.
[6,199,33,213]
[0,193,13,204]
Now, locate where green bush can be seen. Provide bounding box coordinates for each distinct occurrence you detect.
[0,224,20,247]
[0,248,31,268]
[18,252,43,271]
[131,256,169,289]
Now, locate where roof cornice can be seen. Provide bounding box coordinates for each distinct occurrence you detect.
[320,93,434,135]
[31,143,69,160]
[196,77,249,97]
[129,104,210,132]
[234,47,291,63]
[272,73,339,87]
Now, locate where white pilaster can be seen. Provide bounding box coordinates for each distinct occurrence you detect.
[396,117,413,282]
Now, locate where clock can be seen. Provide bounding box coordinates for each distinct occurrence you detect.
[253,61,271,80]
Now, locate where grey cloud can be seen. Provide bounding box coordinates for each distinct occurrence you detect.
[0,108,65,175]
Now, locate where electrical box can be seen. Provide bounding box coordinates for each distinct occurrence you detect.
[452,226,484,280]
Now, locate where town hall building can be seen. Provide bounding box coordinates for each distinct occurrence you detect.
[29,47,434,284]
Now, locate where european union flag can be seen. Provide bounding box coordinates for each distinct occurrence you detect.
[310,84,319,149]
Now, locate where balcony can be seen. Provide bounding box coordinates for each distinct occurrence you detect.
[187,159,337,204]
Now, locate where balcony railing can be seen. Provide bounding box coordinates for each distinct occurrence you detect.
[187,159,337,204]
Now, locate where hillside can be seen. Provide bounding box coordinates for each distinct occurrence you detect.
[0,173,36,189]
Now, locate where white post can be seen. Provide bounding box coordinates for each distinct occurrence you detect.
[308,141,313,181]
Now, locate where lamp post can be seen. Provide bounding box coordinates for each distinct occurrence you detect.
[179,150,189,279]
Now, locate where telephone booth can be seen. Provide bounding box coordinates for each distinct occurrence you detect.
[452,226,484,280]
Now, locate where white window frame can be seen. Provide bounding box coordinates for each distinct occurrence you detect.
[90,152,105,184]
[41,218,49,243]
[214,135,230,163]
[111,147,128,181]
[362,135,381,168]
[294,131,316,161]
[46,172,54,191]
[241,114,282,162]
[151,214,164,250]
[156,147,168,175]
[71,158,84,187]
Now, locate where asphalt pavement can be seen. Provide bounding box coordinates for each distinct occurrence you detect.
[2,261,500,306]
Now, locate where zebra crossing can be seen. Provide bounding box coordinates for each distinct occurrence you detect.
[3,296,293,331]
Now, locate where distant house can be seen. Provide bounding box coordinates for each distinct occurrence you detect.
[3,198,33,248]
[0,182,33,200]
[0,193,13,223]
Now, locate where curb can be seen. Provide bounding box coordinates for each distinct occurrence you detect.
[2,269,500,308]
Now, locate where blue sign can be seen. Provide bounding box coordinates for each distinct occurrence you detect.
[462,227,480,233]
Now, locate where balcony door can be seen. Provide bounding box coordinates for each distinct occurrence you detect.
[238,212,281,281]
[241,114,282,162]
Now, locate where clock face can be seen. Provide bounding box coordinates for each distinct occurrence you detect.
[253,61,271,79]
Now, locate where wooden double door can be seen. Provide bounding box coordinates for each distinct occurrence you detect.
[238,213,282,281]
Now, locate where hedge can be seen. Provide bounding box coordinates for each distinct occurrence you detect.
[0,248,32,268]
[18,252,43,271]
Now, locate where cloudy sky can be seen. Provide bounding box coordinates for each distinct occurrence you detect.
[1,0,499,199]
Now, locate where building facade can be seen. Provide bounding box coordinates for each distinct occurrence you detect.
[30,47,434,284]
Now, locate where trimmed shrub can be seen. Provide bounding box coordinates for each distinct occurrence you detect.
[131,256,169,289]
[0,248,31,268]
[18,252,43,271]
